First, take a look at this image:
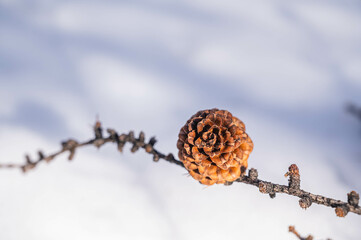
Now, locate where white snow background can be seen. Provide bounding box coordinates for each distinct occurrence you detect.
[1,0,361,239]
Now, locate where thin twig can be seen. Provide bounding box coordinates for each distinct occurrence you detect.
[288,226,314,240]
[0,121,360,217]
[288,225,332,240]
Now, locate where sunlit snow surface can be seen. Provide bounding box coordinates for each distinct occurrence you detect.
[1,0,361,239]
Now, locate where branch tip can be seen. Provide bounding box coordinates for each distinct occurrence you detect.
[139,131,145,143]
[128,131,135,141]
[38,151,45,160]
[131,144,140,153]
[94,120,103,139]
[148,137,157,146]
[248,168,258,181]
[347,191,360,207]
[286,164,300,191]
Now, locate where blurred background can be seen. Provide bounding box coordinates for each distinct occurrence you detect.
[1,0,361,239]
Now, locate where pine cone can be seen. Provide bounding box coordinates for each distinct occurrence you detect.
[177,109,253,185]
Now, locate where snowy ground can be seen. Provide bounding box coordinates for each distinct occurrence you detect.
[1,0,361,239]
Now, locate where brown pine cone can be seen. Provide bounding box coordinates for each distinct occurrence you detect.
[177,108,253,185]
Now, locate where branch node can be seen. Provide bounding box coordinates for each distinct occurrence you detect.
[145,144,153,153]
[165,153,175,161]
[259,182,272,194]
[21,164,35,173]
[117,142,125,153]
[117,134,127,152]
[285,164,300,192]
[61,139,78,160]
[347,191,360,207]
[248,168,258,181]
[68,149,76,161]
[144,137,157,153]
[107,129,119,142]
[38,151,45,160]
[299,195,312,209]
[131,144,140,153]
[93,139,105,148]
[148,137,157,146]
[25,155,32,164]
[94,120,103,139]
[61,139,78,150]
[128,131,135,141]
[139,131,145,143]
[44,155,54,163]
[119,134,127,142]
[269,192,276,199]
[335,205,349,217]
[22,155,36,173]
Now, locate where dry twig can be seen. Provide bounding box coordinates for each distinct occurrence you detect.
[288,225,331,240]
[288,226,314,240]
[0,121,360,217]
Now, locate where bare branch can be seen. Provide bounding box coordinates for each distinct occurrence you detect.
[288,226,314,240]
[0,121,360,217]
[288,225,332,240]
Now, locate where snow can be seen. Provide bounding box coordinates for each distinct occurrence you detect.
[1,0,361,239]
